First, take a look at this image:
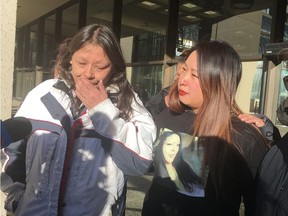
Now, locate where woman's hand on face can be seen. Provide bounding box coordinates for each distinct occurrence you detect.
[75,78,108,109]
[238,113,265,128]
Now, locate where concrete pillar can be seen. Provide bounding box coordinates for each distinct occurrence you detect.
[1,0,17,120]
[1,0,17,213]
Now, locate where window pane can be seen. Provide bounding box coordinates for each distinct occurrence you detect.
[211,10,271,59]
[249,61,263,113]
[30,24,38,67]
[121,0,168,63]
[127,65,163,104]
[276,60,288,125]
[86,0,113,27]
[62,3,79,39]
[44,14,56,69]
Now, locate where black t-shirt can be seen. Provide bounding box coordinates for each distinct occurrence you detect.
[143,108,268,216]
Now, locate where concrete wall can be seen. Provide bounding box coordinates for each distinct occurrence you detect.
[1,0,17,120]
[1,0,17,215]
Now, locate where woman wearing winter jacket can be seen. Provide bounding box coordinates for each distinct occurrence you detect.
[1,24,156,216]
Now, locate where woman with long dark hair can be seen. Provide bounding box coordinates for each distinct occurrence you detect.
[1,24,156,216]
[143,41,268,216]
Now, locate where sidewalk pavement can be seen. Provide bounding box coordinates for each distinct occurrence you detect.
[1,171,247,216]
[125,173,153,216]
[0,173,154,216]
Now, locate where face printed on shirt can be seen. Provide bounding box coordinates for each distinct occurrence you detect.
[162,133,181,164]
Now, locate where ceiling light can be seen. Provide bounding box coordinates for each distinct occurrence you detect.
[181,2,202,12]
[182,15,201,22]
[204,11,218,15]
[182,3,197,9]
[142,1,156,7]
[186,15,197,19]
[200,10,221,18]
[138,1,160,10]
[161,9,168,14]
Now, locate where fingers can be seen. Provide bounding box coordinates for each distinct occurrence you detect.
[97,80,105,92]
[74,78,108,109]
[238,113,265,128]
[75,78,94,99]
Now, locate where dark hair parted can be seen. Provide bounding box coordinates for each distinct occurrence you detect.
[55,24,135,120]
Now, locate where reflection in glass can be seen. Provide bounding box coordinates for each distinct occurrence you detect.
[276,61,288,125]
[30,24,38,67]
[62,3,79,39]
[121,0,168,63]
[44,14,56,70]
[128,65,163,104]
[250,61,263,113]
[211,10,275,59]
[177,25,199,53]
[86,0,113,27]
[277,61,288,107]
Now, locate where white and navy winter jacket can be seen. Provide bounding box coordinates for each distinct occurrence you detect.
[1,79,156,216]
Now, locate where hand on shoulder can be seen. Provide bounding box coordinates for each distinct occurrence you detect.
[238,113,265,128]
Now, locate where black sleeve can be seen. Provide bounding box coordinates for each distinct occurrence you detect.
[272,126,282,142]
[145,88,169,118]
[232,119,269,177]
[255,113,280,142]
[1,139,27,183]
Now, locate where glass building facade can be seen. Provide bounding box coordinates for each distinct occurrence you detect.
[13,0,288,134]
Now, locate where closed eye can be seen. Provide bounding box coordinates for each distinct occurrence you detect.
[89,61,111,71]
[95,64,110,70]
[180,65,187,73]
[191,69,199,79]
[78,62,86,66]
[192,73,199,79]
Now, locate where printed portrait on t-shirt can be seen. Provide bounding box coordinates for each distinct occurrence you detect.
[153,128,208,197]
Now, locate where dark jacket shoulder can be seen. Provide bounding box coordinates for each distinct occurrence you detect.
[231,117,269,177]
